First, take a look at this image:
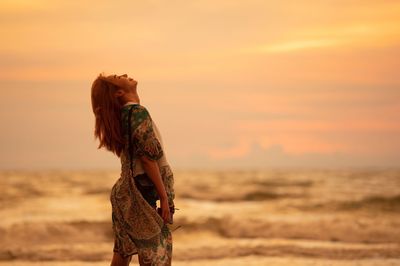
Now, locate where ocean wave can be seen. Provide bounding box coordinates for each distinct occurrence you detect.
[176,215,400,244]
[0,215,399,262]
[0,221,113,247]
[338,195,400,212]
[2,213,397,249]
[179,189,308,202]
[299,195,400,213]
[0,231,399,262]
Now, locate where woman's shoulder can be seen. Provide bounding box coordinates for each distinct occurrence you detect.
[127,105,156,132]
[131,104,152,120]
[122,104,151,118]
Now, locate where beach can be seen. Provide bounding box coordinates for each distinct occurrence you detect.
[0,168,399,265]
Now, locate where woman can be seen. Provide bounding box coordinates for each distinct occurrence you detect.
[91,73,175,266]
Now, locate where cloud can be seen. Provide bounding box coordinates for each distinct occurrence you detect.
[257,39,340,53]
[248,21,400,54]
[177,142,400,170]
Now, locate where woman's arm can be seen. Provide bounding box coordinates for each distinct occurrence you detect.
[139,155,171,223]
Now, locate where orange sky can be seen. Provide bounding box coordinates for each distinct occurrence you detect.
[0,0,399,169]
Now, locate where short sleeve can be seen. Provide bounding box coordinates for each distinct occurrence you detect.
[131,107,164,161]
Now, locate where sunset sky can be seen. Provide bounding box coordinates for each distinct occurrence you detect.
[0,0,399,170]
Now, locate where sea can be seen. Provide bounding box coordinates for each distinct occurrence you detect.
[0,168,399,265]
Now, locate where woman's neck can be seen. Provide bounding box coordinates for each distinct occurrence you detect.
[123,94,140,105]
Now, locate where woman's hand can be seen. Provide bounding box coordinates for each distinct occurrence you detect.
[140,155,172,223]
[160,198,171,224]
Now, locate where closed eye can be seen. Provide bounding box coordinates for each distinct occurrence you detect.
[117,74,128,79]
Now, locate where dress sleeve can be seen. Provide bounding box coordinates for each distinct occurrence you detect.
[131,107,164,161]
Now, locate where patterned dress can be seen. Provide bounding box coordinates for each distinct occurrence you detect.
[110,103,175,265]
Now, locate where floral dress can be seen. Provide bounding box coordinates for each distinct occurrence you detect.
[110,103,175,265]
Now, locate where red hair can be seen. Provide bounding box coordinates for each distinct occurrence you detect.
[91,73,125,157]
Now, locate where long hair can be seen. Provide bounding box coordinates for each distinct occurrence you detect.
[91,73,125,157]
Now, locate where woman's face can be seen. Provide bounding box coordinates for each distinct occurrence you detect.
[106,73,138,90]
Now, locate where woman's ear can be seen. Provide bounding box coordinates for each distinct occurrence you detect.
[114,89,125,98]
